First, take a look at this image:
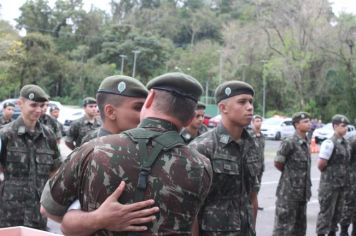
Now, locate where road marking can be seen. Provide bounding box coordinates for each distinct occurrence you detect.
[262,177,320,185]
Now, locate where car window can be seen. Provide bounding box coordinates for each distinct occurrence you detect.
[284,121,293,126]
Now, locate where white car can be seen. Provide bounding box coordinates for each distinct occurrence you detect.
[312,123,356,143]
[261,117,295,140]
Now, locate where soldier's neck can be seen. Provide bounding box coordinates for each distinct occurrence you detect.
[221,118,243,141]
[22,117,37,131]
[186,126,198,137]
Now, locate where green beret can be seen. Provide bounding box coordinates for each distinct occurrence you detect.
[83,97,97,107]
[332,114,350,125]
[292,112,310,124]
[146,72,203,102]
[197,102,206,110]
[97,75,148,98]
[214,81,254,104]
[20,84,49,102]
[3,102,15,109]
[253,115,263,120]
[49,105,59,112]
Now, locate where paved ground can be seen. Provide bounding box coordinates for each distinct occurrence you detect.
[46,139,350,235]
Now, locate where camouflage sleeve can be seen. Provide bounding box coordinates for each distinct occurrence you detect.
[65,120,79,144]
[189,136,211,160]
[350,137,356,157]
[40,143,94,216]
[275,138,292,163]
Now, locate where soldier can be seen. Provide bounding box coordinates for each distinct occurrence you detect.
[49,105,65,136]
[0,85,61,229]
[65,97,101,149]
[41,72,212,235]
[181,102,208,144]
[250,114,265,211]
[316,114,351,236]
[272,112,312,236]
[340,134,356,236]
[40,101,62,143]
[189,81,260,236]
[0,101,15,128]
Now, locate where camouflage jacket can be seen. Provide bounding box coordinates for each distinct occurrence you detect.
[40,114,62,140]
[65,115,101,148]
[189,123,260,234]
[249,130,265,175]
[319,135,350,189]
[81,127,112,145]
[0,117,61,229]
[181,125,209,144]
[41,118,212,235]
[274,133,312,202]
[0,116,13,128]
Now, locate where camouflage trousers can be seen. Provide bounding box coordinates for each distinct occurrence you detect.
[316,187,346,234]
[340,183,356,225]
[272,199,307,236]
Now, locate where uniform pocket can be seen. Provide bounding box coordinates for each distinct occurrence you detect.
[35,149,55,176]
[6,148,29,177]
[201,204,241,231]
[211,154,239,175]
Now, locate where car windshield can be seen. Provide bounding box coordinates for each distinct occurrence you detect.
[321,123,333,130]
[263,118,283,125]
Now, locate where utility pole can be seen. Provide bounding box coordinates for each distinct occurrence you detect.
[218,50,223,84]
[260,60,268,118]
[132,50,141,78]
[119,54,127,75]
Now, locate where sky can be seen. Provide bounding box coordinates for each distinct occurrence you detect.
[0,0,355,28]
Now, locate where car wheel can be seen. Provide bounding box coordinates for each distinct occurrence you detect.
[275,132,281,140]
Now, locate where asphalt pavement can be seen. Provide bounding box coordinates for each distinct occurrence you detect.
[46,139,347,236]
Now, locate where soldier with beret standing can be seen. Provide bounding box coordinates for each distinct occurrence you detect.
[189,81,260,236]
[0,84,61,229]
[316,114,351,236]
[0,102,15,128]
[181,102,209,144]
[272,112,312,236]
[41,72,212,235]
[65,97,101,150]
[40,101,62,143]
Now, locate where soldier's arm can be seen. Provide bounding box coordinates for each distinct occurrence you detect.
[274,139,291,171]
[65,122,78,150]
[60,181,159,236]
[250,191,258,229]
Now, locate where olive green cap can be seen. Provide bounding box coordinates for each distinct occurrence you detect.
[146,72,203,102]
[3,102,15,109]
[292,112,310,124]
[197,102,206,110]
[20,84,49,102]
[332,114,350,125]
[253,115,263,120]
[97,75,148,98]
[83,97,97,107]
[214,80,254,104]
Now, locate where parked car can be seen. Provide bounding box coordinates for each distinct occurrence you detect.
[261,117,295,140]
[58,107,84,134]
[0,98,21,119]
[312,123,356,143]
[208,114,221,128]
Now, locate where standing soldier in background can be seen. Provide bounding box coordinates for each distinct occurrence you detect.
[316,114,351,236]
[65,97,101,150]
[0,85,61,229]
[40,101,62,143]
[190,81,260,236]
[339,134,356,236]
[272,112,312,236]
[250,115,265,211]
[0,102,15,128]
[49,105,64,136]
[181,102,208,144]
[41,72,212,235]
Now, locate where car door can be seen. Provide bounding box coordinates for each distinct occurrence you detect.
[281,120,295,138]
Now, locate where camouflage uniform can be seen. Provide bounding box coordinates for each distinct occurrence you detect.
[189,123,260,236]
[0,117,61,229]
[80,127,112,145]
[249,130,265,186]
[272,133,311,236]
[181,125,208,144]
[65,116,101,148]
[340,135,356,227]
[40,114,62,140]
[316,135,351,234]
[41,118,212,235]
[0,116,13,128]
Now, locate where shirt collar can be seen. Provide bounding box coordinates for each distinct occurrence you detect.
[139,118,179,132]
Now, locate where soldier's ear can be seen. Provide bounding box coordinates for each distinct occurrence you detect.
[144,90,155,109]
[104,104,116,120]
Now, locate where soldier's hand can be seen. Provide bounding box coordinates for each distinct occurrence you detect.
[96,181,159,232]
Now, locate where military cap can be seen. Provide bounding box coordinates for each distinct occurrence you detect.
[332,114,350,125]
[292,112,310,124]
[146,72,203,102]
[49,105,59,113]
[97,75,148,98]
[197,102,206,110]
[3,102,15,109]
[214,80,254,104]
[253,115,263,120]
[83,97,97,107]
[20,84,49,102]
